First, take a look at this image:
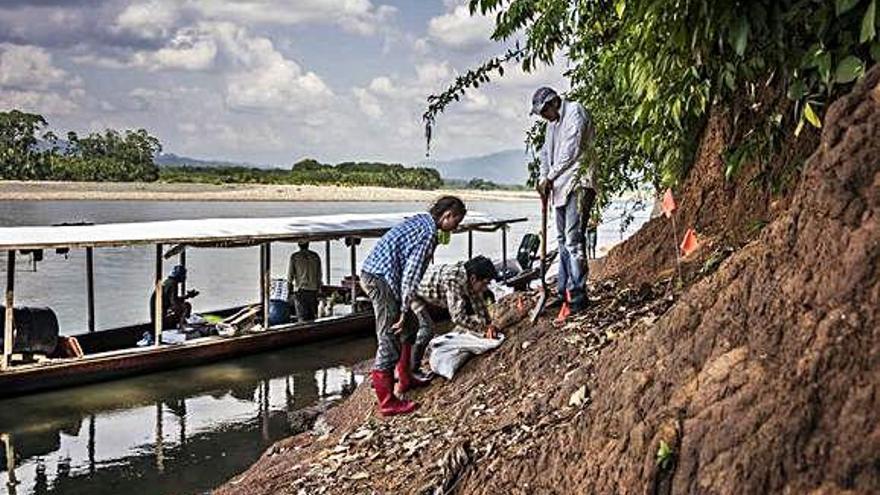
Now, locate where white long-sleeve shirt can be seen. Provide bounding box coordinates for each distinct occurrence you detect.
[539,99,595,207]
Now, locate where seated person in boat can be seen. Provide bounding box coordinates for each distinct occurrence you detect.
[409,255,500,378]
[149,265,198,329]
[287,242,322,322]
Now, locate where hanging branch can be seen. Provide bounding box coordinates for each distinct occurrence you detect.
[422,45,526,157]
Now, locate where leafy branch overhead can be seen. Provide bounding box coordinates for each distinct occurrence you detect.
[423,45,525,156]
[424,0,880,198]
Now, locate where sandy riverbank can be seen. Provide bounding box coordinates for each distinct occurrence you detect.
[0,181,537,202]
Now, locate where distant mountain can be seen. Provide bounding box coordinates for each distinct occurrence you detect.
[156,153,265,168]
[422,149,531,186]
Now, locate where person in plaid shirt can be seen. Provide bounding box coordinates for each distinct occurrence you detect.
[409,255,500,379]
[360,196,467,416]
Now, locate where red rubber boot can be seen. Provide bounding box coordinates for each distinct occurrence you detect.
[371,370,417,416]
[396,343,430,394]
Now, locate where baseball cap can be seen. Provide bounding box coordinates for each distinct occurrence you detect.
[530,86,559,115]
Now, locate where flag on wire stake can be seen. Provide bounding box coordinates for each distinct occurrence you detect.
[681,228,700,257]
[662,188,677,218]
[662,188,684,285]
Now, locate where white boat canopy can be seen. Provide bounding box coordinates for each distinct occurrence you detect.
[0,212,526,250]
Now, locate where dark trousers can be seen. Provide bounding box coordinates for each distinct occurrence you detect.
[294,290,319,322]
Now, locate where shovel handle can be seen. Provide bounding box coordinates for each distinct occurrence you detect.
[540,193,548,275]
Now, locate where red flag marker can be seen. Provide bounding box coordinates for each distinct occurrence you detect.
[680,228,699,256]
[662,188,677,218]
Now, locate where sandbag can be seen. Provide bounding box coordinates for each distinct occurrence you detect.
[0,306,60,355]
[428,331,504,380]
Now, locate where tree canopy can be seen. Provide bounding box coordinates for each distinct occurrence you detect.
[426,0,880,204]
[0,110,161,182]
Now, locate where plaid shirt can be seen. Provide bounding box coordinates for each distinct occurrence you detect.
[413,262,491,333]
[362,213,437,312]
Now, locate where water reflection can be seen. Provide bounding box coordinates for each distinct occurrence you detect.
[0,336,373,495]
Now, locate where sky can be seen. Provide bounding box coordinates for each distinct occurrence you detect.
[0,0,569,166]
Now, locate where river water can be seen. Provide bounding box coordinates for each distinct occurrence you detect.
[0,199,648,495]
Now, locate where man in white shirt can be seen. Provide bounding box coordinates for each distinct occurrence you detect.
[531,87,597,315]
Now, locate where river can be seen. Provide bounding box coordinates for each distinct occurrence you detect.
[0,199,648,495]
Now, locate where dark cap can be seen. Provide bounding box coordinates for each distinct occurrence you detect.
[530,86,558,115]
[464,255,499,281]
[169,265,187,281]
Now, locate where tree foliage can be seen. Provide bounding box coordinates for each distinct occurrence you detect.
[427,0,880,201]
[0,110,161,181]
[161,159,443,190]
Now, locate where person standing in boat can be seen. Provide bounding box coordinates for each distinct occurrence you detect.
[360,196,467,416]
[409,255,500,379]
[149,265,198,329]
[287,242,322,322]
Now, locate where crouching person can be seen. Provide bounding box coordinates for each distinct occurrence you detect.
[409,255,500,379]
[360,196,467,417]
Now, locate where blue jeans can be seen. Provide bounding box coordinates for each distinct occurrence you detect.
[555,188,595,306]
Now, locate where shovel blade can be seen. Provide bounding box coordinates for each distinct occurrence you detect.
[530,290,547,323]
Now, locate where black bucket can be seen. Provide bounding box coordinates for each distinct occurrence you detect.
[0,306,60,355]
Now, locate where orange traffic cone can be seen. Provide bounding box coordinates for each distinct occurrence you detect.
[680,228,700,256]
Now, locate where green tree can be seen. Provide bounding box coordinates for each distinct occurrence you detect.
[0,110,52,179]
[426,0,880,203]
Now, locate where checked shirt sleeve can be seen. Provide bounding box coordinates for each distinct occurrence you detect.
[399,230,435,312]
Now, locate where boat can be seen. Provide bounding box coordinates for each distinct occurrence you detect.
[0,211,526,398]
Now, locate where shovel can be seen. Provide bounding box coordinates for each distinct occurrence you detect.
[530,190,550,323]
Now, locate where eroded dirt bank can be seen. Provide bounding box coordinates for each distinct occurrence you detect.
[217,67,880,494]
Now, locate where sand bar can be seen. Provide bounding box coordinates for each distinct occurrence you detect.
[0,181,537,202]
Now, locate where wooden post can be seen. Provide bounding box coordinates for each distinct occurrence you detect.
[2,432,16,489]
[349,238,357,310]
[154,244,163,347]
[467,230,473,260]
[3,251,15,371]
[324,240,331,286]
[261,243,271,328]
[86,247,95,333]
[501,224,508,271]
[179,248,187,297]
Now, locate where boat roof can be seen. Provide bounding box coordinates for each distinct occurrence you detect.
[0,212,527,250]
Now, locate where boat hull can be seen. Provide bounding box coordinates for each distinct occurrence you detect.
[0,312,374,399]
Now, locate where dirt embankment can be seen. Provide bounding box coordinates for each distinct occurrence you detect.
[217,67,880,494]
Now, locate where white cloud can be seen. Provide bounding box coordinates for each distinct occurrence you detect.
[114,0,182,40]
[204,23,334,113]
[0,89,78,115]
[368,76,396,96]
[189,0,397,36]
[353,87,382,118]
[131,27,218,71]
[0,44,69,90]
[0,43,81,115]
[427,5,494,50]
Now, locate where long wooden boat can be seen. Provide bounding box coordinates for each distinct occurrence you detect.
[0,211,526,398]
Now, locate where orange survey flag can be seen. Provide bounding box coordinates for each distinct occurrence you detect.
[662,188,677,218]
[680,228,699,256]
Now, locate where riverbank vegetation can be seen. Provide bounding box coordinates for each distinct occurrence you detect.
[160,159,443,190]
[0,111,445,190]
[0,110,161,182]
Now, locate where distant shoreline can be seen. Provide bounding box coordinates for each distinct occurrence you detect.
[0,181,537,203]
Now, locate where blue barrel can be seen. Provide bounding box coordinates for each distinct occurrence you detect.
[267,300,290,326]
